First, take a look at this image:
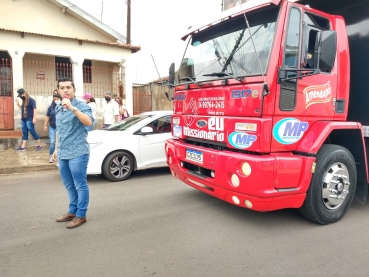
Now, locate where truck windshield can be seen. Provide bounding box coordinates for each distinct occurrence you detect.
[178,6,280,83]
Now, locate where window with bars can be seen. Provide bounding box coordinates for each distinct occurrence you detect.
[55,57,72,80]
[83,60,92,83]
[0,52,12,97]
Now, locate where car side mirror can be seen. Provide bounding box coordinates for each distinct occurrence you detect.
[317,30,337,71]
[169,63,175,86]
[140,126,154,135]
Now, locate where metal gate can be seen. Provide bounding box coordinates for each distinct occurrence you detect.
[0,54,14,130]
[133,84,152,115]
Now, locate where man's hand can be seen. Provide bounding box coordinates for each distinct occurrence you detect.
[33,118,36,124]
[52,151,57,161]
[62,98,72,110]
[44,126,48,132]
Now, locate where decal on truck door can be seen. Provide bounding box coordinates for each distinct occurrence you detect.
[273,118,309,145]
[304,81,332,108]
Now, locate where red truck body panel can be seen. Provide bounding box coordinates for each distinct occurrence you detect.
[166,138,315,211]
[167,0,369,212]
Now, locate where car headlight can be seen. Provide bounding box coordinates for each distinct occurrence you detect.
[89,142,103,149]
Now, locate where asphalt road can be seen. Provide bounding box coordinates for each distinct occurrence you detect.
[1,169,369,277]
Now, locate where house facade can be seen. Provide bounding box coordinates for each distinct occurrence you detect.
[0,0,140,135]
[222,0,253,11]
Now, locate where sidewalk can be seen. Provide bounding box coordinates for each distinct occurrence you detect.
[0,144,58,175]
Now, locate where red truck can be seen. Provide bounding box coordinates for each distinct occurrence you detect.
[165,0,369,224]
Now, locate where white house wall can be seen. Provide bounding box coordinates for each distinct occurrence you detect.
[0,0,114,42]
[0,30,133,133]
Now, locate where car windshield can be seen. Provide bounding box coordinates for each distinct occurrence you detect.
[178,6,279,83]
[106,115,150,131]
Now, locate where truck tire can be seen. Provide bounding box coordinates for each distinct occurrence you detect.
[299,144,357,225]
[102,151,134,182]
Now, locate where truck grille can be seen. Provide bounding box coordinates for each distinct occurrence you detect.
[184,138,261,155]
[185,139,227,151]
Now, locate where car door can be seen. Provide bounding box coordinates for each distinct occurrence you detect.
[138,115,172,167]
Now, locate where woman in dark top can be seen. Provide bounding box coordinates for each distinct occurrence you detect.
[15,88,43,152]
[44,93,62,163]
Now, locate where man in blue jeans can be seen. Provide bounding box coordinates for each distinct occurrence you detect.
[54,78,94,229]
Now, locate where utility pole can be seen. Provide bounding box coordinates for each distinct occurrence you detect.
[126,0,131,44]
[101,1,103,21]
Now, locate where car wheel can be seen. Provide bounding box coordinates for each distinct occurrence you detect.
[299,144,357,225]
[102,151,134,182]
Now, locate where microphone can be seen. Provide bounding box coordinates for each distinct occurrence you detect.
[63,94,69,111]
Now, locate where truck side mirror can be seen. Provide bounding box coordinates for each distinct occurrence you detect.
[317,30,337,71]
[169,63,175,86]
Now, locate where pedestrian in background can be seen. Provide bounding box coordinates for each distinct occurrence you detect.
[14,88,43,152]
[44,93,62,163]
[101,91,119,129]
[83,92,96,131]
[55,77,94,229]
[115,96,130,121]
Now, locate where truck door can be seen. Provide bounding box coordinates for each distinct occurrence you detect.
[297,11,336,120]
[272,5,337,152]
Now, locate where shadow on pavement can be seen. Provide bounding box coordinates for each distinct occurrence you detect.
[87,167,171,184]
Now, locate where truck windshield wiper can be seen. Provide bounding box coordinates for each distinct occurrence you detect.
[203,72,233,77]
[203,72,244,82]
[221,28,247,73]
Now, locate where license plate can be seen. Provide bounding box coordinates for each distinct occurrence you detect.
[186,149,203,164]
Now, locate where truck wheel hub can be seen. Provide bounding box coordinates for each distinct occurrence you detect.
[321,163,350,210]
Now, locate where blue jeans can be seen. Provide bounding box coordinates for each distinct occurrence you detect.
[48,126,56,155]
[58,154,90,217]
[21,120,40,140]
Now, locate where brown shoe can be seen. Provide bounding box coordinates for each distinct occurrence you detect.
[66,217,87,229]
[56,213,76,222]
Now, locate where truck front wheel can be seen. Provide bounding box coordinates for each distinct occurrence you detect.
[299,145,357,225]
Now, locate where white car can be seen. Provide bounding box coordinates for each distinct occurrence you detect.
[87,110,173,182]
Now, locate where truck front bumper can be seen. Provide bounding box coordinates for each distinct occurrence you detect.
[166,139,316,212]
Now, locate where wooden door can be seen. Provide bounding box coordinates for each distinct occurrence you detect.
[0,55,14,130]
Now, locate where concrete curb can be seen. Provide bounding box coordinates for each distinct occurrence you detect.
[0,164,58,175]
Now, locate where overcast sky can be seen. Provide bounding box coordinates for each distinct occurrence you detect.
[69,0,222,84]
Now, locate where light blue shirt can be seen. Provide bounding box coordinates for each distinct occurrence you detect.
[56,97,94,160]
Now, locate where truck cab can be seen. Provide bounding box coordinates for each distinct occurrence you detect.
[165,0,369,224]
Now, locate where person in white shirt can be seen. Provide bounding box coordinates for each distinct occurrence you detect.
[101,92,119,128]
[82,93,96,131]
